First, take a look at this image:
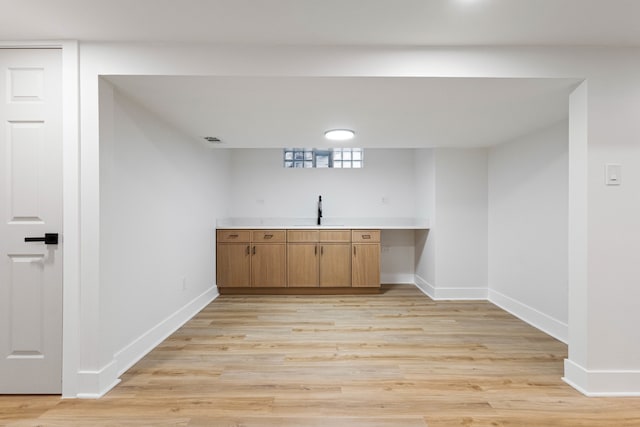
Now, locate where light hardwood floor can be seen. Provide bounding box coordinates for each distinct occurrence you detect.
[2,285,640,426]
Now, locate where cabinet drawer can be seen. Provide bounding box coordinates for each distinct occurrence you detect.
[319,230,351,242]
[288,229,319,242]
[217,229,250,243]
[351,230,380,243]
[252,230,286,243]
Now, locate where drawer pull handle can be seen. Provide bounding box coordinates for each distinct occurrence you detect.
[362,235,371,239]
[354,246,356,255]
[315,245,317,255]
[264,234,273,239]
[246,245,250,255]
[252,246,256,255]
[228,234,239,238]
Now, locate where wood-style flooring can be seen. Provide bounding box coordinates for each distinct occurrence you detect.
[2,285,640,426]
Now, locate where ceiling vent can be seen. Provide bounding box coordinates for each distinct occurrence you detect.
[204,136,222,144]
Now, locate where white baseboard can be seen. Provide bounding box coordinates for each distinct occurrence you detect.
[381,273,415,284]
[114,286,219,377]
[432,286,488,300]
[74,286,219,399]
[76,360,121,399]
[413,274,436,299]
[414,275,487,300]
[488,289,568,344]
[563,359,640,396]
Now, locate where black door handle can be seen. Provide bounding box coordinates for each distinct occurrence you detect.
[25,233,58,245]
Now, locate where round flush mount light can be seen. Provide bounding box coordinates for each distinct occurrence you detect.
[324,129,355,141]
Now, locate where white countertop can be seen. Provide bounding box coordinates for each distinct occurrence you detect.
[216,217,430,230]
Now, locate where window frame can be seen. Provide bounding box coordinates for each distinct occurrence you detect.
[283,148,363,169]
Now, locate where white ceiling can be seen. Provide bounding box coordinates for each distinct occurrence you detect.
[3,1,617,148]
[107,76,578,148]
[3,0,640,46]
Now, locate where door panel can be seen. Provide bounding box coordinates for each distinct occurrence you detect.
[288,244,318,287]
[8,254,45,356]
[0,49,62,394]
[8,121,45,221]
[251,244,286,287]
[319,244,351,287]
[352,244,381,288]
[217,244,251,287]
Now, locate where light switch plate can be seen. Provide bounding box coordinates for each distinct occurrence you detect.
[605,163,622,186]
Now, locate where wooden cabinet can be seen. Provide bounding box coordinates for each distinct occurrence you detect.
[252,230,286,243]
[287,230,351,288]
[352,230,381,288]
[216,230,251,288]
[287,243,319,287]
[216,242,251,287]
[319,243,351,287]
[251,242,286,287]
[217,228,380,293]
[352,229,380,244]
[287,229,319,287]
[251,230,286,287]
[318,230,351,287]
[216,230,286,288]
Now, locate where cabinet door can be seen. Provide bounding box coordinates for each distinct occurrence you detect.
[319,244,351,287]
[352,244,380,288]
[252,244,287,287]
[288,244,319,287]
[217,244,251,287]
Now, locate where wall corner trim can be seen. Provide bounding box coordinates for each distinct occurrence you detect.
[76,360,120,399]
[488,289,568,343]
[563,359,640,397]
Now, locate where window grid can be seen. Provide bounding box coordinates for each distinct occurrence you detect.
[284,148,363,169]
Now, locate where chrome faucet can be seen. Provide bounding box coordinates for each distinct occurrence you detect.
[317,195,322,225]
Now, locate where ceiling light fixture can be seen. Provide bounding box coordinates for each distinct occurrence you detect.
[324,129,355,141]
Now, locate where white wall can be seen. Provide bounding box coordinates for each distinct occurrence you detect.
[228,148,416,281]
[229,148,416,220]
[434,149,488,296]
[584,74,640,378]
[380,229,415,284]
[415,148,488,299]
[99,80,230,384]
[414,149,435,286]
[73,43,640,396]
[488,121,569,342]
[567,81,589,371]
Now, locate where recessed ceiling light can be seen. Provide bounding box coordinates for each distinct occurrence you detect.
[324,129,355,141]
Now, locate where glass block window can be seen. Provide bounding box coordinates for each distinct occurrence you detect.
[284,148,363,168]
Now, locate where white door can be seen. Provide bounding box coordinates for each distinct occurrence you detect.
[0,49,63,393]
